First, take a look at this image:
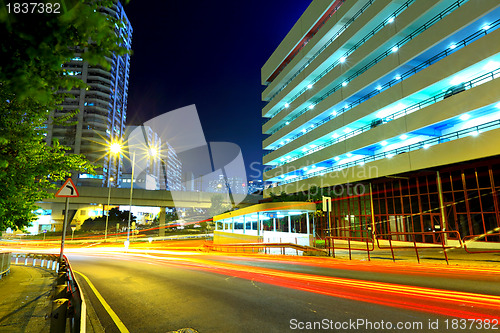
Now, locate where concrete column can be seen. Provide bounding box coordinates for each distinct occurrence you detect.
[243,215,246,234]
[273,218,276,232]
[159,207,166,237]
[231,217,234,232]
[250,215,253,231]
[306,213,310,235]
[288,215,291,233]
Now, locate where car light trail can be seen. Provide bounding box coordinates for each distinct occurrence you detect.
[119,252,500,321]
[3,244,499,321]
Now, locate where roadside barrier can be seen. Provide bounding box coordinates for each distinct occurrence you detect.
[375,231,462,265]
[325,236,374,261]
[11,253,86,332]
[463,233,500,254]
[204,242,327,256]
[0,252,12,278]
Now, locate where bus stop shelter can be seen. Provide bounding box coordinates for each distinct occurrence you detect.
[213,201,317,247]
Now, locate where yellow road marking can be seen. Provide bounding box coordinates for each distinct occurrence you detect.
[74,270,130,333]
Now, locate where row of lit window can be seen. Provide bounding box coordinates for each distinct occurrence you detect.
[266,0,474,133]
[269,29,497,163]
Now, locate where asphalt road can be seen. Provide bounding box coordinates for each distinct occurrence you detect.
[68,252,500,333]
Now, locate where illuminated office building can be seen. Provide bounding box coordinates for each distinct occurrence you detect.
[262,0,500,241]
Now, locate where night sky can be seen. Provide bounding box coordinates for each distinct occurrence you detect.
[124,1,312,180]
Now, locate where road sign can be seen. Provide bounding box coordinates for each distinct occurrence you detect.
[55,178,79,198]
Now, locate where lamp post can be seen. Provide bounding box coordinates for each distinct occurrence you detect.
[125,150,136,249]
[106,141,122,242]
[104,176,114,242]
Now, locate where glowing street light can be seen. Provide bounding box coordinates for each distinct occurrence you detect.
[104,176,114,242]
[110,142,122,154]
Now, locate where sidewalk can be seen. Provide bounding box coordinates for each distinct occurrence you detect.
[0,265,54,332]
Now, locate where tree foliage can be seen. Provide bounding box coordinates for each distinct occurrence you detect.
[0,0,130,231]
[80,208,135,232]
[207,194,231,218]
[268,186,328,216]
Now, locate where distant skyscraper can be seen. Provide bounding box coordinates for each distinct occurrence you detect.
[247,180,264,194]
[208,175,246,194]
[121,126,183,191]
[46,1,132,187]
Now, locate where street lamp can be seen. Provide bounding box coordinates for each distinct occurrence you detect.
[107,140,158,249]
[106,140,122,242]
[125,150,135,249]
[104,176,114,242]
[125,145,159,248]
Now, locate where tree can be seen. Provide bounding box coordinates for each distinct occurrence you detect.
[80,208,136,232]
[207,194,230,218]
[0,0,130,231]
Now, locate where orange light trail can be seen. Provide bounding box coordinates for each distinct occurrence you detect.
[98,252,500,321]
[3,243,499,321]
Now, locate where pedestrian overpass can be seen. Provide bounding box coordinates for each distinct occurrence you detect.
[40,186,261,208]
[33,187,261,234]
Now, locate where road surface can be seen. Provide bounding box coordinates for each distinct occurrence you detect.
[68,250,500,333]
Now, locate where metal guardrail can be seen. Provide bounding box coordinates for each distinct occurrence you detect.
[325,236,374,261]
[60,254,86,333]
[11,253,86,332]
[463,233,500,254]
[375,231,462,265]
[204,242,327,256]
[0,252,12,277]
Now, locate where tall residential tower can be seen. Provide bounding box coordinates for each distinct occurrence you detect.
[46,1,133,187]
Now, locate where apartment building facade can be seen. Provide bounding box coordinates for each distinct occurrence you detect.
[46,1,133,187]
[262,0,500,241]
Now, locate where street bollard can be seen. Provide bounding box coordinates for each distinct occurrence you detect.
[15,256,18,264]
[24,257,28,265]
[47,260,51,269]
[50,298,68,333]
[33,259,36,266]
[52,261,57,271]
[41,259,44,267]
